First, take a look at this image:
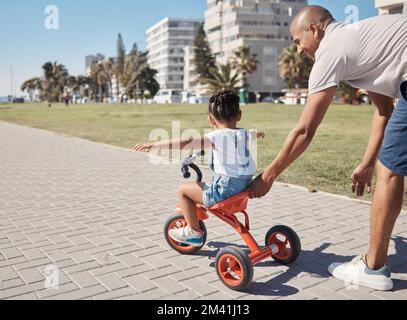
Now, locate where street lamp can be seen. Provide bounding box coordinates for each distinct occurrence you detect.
[10,66,14,100]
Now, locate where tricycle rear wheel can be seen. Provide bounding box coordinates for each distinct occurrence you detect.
[164,214,207,255]
[265,225,301,264]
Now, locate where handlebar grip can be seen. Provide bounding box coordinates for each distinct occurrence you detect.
[181,166,191,179]
[181,164,202,182]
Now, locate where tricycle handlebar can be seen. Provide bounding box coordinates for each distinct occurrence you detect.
[181,150,205,182]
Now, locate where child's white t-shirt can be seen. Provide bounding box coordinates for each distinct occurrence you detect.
[205,128,256,178]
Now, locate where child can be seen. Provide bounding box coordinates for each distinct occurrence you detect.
[134,90,264,246]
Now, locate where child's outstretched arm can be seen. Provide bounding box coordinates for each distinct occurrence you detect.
[249,129,266,141]
[133,135,213,153]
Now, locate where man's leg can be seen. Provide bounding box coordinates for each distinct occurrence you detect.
[328,160,403,291]
[366,160,404,269]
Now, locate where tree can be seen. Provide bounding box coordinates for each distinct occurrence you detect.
[21,62,68,103]
[116,33,126,99]
[194,22,216,83]
[90,62,110,102]
[41,62,69,102]
[278,44,314,89]
[338,81,357,104]
[21,77,42,101]
[122,46,159,99]
[231,45,259,88]
[139,67,159,98]
[201,63,240,93]
[102,57,117,97]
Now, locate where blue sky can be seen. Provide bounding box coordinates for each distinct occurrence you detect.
[0,0,378,96]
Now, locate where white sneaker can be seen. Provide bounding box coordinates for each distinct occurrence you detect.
[328,255,393,291]
[168,226,204,247]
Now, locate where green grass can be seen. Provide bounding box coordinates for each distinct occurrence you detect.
[1,102,405,207]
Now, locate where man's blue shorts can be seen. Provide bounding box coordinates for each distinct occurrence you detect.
[203,175,252,208]
[379,81,407,176]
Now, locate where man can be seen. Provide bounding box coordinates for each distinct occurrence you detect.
[250,5,407,291]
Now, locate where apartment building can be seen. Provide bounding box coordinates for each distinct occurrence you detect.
[147,18,202,90]
[85,53,105,75]
[375,0,407,14]
[183,46,199,93]
[204,0,307,97]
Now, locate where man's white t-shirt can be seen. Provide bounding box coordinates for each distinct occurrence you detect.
[205,128,256,178]
[309,14,407,98]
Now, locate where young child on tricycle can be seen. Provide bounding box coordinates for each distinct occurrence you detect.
[134,90,264,246]
[134,90,301,291]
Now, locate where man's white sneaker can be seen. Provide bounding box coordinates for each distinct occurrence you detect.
[328,255,393,291]
[168,226,204,247]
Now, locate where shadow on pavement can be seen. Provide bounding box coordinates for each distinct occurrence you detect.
[194,237,407,296]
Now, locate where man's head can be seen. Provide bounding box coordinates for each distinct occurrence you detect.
[290,5,335,58]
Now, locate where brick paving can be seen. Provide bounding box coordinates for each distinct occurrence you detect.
[0,121,406,300]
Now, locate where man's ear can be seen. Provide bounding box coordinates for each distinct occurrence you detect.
[309,24,320,38]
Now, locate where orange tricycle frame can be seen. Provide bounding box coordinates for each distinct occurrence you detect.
[176,191,284,266]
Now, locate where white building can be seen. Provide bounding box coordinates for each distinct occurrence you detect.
[204,0,307,98]
[183,46,199,93]
[147,18,202,91]
[375,0,407,14]
[85,53,105,75]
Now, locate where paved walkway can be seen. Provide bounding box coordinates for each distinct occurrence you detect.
[0,121,406,300]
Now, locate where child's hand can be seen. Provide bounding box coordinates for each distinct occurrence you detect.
[133,143,154,153]
[256,130,266,139]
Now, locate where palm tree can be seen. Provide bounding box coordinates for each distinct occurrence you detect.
[202,63,240,93]
[21,77,42,101]
[278,44,314,89]
[121,46,159,100]
[231,45,259,88]
[90,62,110,102]
[138,67,159,98]
[41,62,69,102]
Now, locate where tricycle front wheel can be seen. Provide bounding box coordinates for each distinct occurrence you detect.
[215,246,253,291]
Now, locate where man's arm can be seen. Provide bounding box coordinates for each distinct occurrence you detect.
[351,91,394,196]
[249,86,337,198]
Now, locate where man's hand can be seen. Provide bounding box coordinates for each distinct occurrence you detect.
[351,163,375,197]
[249,173,273,199]
[133,143,154,153]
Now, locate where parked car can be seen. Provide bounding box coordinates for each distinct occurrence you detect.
[182,92,211,104]
[153,90,182,104]
[279,92,308,105]
[188,93,211,104]
[12,97,25,103]
[262,96,284,104]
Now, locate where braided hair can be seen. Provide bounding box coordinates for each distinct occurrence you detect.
[208,90,240,122]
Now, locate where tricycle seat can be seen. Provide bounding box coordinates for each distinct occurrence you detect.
[207,191,250,215]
